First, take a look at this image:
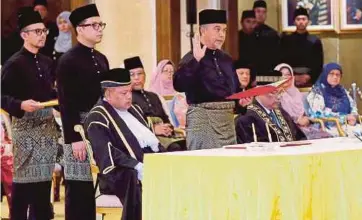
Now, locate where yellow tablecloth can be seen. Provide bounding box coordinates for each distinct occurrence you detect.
[143,139,362,220]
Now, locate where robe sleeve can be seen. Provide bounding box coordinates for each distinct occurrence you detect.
[85,113,140,174]
[56,58,82,144]
[1,63,24,118]
[173,52,201,92]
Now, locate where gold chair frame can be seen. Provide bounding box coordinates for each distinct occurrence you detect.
[74,125,122,219]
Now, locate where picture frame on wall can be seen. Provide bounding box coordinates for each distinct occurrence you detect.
[340,0,362,31]
[281,0,337,32]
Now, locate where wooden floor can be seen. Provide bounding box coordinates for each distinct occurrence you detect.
[1,185,120,220]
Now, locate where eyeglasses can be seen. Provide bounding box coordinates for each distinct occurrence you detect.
[79,22,106,31]
[162,70,174,74]
[22,28,49,36]
[130,72,145,78]
[328,72,342,78]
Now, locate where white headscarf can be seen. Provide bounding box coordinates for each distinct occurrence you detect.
[54,11,72,53]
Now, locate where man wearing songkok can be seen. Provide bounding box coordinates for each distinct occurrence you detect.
[235,89,306,143]
[174,9,251,150]
[281,7,324,88]
[1,9,58,220]
[234,59,255,90]
[253,0,281,77]
[56,4,109,220]
[124,56,186,151]
[238,10,258,73]
[85,68,162,220]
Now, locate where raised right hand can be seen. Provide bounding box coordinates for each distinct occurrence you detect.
[20,99,43,112]
[192,34,207,62]
[72,141,87,161]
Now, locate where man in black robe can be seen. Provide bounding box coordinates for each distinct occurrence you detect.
[56,4,109,220]
[281,7,324,88]
[235,91,306,143]
[174,9,251,150]
[238,10,258,72]
[85,68,162,220]
[124,56,186,151]
[253,0,281,77]
[33,0,59,58]
[1,10,58,220]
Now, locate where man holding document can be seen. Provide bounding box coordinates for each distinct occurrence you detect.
[1,9,58,219]
[174,9,252,150]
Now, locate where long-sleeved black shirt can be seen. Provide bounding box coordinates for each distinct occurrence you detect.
[174,48,240,104]
[56,43,109,144]
[1,47,56,118]
[281,31,324,85]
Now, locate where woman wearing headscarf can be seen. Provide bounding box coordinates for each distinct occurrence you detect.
[149,59,188,128]
[275,63,331,139]
[149,59,177,96]
[307,62,359,136]
[52,11,72,61]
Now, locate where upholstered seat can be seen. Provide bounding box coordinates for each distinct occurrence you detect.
[96,194,123,208]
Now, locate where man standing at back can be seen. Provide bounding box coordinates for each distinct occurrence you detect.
[56,4,109,220]
[238,10,258,72]
[174,9,251,150]
[281,7,324,88]
[253,0,281,81]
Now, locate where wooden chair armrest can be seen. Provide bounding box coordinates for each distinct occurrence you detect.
[91,164,100,174]
[309,118,326,131]
[320,117,345,137]
[174,128,186,137]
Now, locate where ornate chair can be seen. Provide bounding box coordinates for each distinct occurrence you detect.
[74,125,122,220]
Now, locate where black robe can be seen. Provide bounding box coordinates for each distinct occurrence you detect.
[280,32,323,86]
[84,99,161,220]
[56,43,109,144]
[1,47,56,118]
[235,101,306,143]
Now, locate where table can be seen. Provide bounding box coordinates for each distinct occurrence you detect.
[143,138,362,220]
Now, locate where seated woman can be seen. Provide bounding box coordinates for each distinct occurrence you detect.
[275,63,331,139]
[149,59,177,96]
[149,59,189,128]
[307,62,360,137]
